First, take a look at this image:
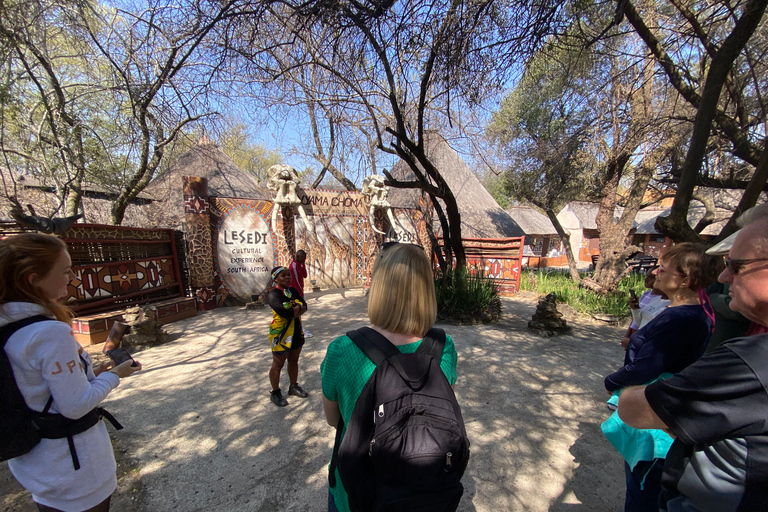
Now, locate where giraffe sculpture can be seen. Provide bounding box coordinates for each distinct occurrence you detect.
[326,229,352,286]
[303,226,327,281]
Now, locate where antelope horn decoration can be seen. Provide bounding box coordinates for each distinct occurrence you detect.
[369,205,387,235]
[386,207,406,240]
[297,204,314,236]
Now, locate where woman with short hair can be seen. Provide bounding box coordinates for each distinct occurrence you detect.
[1,233,141,512]
[604,242,720,512]
[320,243,459,512]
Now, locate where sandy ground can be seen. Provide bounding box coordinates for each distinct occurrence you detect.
[2,289,628,512]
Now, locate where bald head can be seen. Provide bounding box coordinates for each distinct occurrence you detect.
[719,219,768,325]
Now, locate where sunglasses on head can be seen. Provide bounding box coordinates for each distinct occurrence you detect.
[723,257,768,275]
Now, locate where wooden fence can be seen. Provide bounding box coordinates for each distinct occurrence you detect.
[437,237,525,296]
[61,224,186,315]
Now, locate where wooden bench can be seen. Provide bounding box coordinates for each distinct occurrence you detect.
[72,311,125,346]
[72,296,197,346]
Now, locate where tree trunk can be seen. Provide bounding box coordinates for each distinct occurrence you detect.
[388,138,467,271]
[650,0,768,242]
[591,152,649,291]
[419,194,445,272]
[717,137,768,240]
[545,209,580,282]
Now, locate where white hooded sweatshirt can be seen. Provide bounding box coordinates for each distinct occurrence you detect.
[2,302,120,511]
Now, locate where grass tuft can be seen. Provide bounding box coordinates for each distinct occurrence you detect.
[435,268,501,323]
[520,269,646,318]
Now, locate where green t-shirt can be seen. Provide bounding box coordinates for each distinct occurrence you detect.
[320,332,458,512]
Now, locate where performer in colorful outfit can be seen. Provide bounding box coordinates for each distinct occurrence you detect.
[265,266,309,406]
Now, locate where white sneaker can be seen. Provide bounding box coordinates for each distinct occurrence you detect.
[303,330,314,338]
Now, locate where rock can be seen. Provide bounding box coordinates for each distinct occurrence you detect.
[121,305,168,347]
[529,294,571,337]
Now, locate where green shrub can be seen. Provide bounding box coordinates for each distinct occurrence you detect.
[435,268,501,323]
[520,269,646,317]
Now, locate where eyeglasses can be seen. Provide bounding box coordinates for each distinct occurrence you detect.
[723,257,768,275]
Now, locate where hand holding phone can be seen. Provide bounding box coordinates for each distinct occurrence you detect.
[110,359,142,378]
[106,348,138,367]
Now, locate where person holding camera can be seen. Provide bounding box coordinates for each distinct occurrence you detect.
[1,233,141,512]
[621,272,669,350]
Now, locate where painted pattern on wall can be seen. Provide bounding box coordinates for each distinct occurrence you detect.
[68,259,176,300]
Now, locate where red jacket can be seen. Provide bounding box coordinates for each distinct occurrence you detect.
[289,260,307,297]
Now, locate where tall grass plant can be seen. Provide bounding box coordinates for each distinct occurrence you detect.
[435,268,501,323]
[520,269,646,318]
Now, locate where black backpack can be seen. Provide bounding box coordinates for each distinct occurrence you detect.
[329,327,470,512]
[1,315,122,469]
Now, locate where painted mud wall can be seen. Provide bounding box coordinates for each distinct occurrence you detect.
[184,177,430,308]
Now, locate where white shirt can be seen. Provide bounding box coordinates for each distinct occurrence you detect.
[2,302,120,511]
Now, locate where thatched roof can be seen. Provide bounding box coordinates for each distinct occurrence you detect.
[634,189,768,236]
[144,139,272,229]
[635,205,742,236]
[389,134,524,238]
[506,206,557,235]
[558,201,626,230]
[0,168,154,227]
[632,208,667,234]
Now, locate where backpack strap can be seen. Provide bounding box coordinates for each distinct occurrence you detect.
[415,327,447,360]
[347,326,446,388]
[328,415,344,488]
[1,315,52,413]
[346,327,400,365]
[0,315,51,348]
[2,315,123,470]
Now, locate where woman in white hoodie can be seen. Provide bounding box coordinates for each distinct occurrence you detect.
[0,233,141,512]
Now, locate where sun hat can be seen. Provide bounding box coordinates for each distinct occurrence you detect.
[705,230,740,256]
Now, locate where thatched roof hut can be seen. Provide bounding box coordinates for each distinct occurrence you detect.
[144,138,271,229]
[634,188,768,237]
[0,168,154,227]
[557,201,626,231]
[389,134,524,238]
[506,206,557,236]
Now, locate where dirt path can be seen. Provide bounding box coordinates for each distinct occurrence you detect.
[2,290,627,512]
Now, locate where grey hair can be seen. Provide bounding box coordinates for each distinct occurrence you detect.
[737,202,768,254]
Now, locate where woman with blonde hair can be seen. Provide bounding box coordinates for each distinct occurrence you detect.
[320,243,460,512]
[1,233,141,512]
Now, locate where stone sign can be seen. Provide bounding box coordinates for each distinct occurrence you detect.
[217,206,276,300]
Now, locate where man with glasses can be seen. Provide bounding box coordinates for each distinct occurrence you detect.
[618,202,768,512]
